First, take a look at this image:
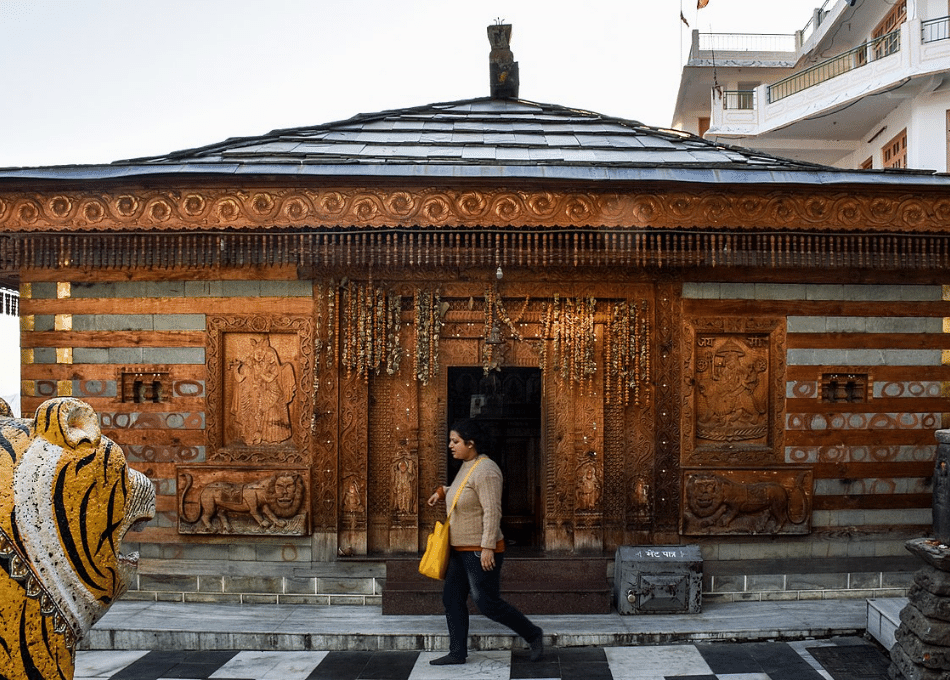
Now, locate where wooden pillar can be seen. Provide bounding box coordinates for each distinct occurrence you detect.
[338,371,368,555]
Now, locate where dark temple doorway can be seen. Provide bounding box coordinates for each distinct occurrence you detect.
[446,366,543,549]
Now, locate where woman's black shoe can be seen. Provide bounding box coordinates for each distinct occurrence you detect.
[529,631,544,661]
[430,654,466,665]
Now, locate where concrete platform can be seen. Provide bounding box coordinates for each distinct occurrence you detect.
[79,597,874,652]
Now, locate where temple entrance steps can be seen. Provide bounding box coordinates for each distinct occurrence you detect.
[381,555,612,615]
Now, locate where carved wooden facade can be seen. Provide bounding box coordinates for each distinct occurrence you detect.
[4,166,948,567]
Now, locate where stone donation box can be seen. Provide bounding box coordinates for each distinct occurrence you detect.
[614,545,703,615]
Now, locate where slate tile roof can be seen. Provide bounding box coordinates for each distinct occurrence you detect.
[129,98,805,170]
[2,97,947,186]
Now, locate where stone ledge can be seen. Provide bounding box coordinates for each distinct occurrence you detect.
[867,597,906,648]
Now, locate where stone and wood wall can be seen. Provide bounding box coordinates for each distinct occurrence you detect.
[5,181,948,603]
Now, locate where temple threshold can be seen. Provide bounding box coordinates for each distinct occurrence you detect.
[382,555,612,615]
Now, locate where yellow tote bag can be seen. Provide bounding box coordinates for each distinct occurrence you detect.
[418,458,484,580]
[418,519,451,579]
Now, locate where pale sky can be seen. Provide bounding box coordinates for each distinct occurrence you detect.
[0,0,822,168]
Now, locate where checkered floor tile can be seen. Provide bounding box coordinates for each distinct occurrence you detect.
[74,637,890,680]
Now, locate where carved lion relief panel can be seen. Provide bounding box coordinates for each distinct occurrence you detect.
[682,317,785,467]
[178,466,309,536]
[681,468,812,535]
[206,315,313,464]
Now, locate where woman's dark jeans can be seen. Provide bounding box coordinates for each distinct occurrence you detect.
[441,548,542,659]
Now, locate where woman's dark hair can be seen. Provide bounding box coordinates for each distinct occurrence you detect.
[450,418,492,455]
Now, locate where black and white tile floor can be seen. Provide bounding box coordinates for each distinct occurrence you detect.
[75,637,890,680]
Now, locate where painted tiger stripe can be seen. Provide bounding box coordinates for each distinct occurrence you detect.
[42,612,69,680]
[53,466,100,593]
[41,400,56,433]
[0,432,17,463]
[97,480,123,557]
[74,449,97,474]
[7,515,28,561]
[102,440,113,472]
[78,485,108,581]
[18,604,45,680]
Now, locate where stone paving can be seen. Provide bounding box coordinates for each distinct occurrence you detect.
[81,599,869,651]
[75,598,891,679]
[76,638,891,679]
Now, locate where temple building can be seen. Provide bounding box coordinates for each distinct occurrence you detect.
[0,23,948,611]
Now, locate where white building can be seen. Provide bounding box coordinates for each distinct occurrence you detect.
[672,0,950,171]
[0,287,19,414]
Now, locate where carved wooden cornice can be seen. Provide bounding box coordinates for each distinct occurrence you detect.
[3,186,950,233]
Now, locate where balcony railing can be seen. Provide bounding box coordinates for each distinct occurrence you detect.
[723,90,756,110]
[768,28,901,103]
[698,32,797,53]
[1,289,17,317]
[922,16,950,43]
[799,0,834,44]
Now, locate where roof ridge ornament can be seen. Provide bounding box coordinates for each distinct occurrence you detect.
[487,23,519,99]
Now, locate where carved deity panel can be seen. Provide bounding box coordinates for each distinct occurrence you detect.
[206,315,313,464]
[178,466,309,536]
[682,317,785,466]
[681,469,812,535]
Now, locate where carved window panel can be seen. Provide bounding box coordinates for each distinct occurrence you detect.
[820,372,869,403]
[682,317,786,466]
[681,468,812,536]
[120,369,169,403]
[177,466,310,536]
[206,315,313,464]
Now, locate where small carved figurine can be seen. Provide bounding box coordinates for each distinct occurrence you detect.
[392,454,416,515]
[576,454,602,511]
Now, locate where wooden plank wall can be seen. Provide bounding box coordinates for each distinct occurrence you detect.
[17,271,317,565]
[683,281,946,546]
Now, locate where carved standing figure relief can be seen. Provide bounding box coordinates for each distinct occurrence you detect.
[343,477,363,514]
[178,471,306,535]
[695,337,768,443]
[392,454,416,515]
[576,454,602,511]
[229,336,296,445]
[683,471,810,535]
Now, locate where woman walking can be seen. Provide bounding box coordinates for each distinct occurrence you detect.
[426,418,544,665]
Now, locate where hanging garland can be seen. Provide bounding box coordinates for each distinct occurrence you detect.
[605,299,651,406]
[541,295,598,389]
[413,289,446,385]
[539,295,651,404]
[311,280,649,403]
[481,286,529,374]
[314,280,404,382]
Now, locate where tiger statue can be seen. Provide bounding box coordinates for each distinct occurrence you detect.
[0,397,155,680]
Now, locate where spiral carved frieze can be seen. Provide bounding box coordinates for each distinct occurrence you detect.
[3,186,950,232]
